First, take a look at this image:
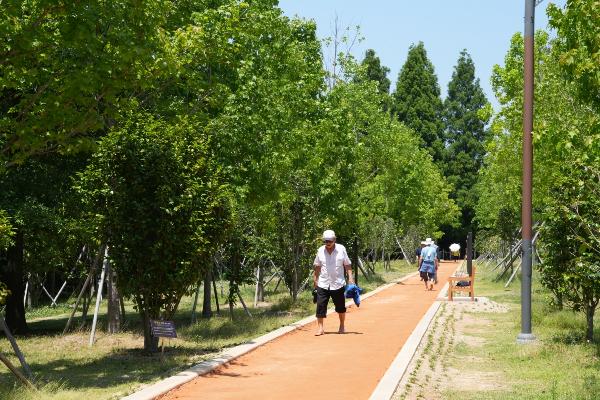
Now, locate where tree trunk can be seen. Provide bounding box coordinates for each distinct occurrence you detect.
[2,231,28,334]
[202,268,213,319]
[290,200,303,301]
[586,302,596,342]
[141,308,159,354]
[106,260,121,334]
[212,273,220,316]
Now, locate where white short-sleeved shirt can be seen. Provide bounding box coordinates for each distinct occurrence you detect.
[313,243,351,290]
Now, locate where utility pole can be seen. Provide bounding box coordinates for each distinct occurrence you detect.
[518,0,540,344]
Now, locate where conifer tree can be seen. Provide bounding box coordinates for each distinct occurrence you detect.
[442,50,490,244]
[392,42,444,162]
[359,49,391,95]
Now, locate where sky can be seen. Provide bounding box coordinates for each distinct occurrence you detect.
[278,0,567,110]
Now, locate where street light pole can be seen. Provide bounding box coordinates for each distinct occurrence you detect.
[518,0,537,344]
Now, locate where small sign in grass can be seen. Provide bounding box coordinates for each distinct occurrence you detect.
[150,320,177,339]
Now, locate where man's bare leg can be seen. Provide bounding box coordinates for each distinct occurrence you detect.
[338,312,345,333]
[315,318,324,336]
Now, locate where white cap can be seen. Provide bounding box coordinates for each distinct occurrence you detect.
[322,230,336,240]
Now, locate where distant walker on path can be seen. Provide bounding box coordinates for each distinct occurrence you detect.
[418,238,439,291]
[313,229,354,336]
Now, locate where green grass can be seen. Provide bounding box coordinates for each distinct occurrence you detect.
[0,260,413,400]
[442,262,600,400]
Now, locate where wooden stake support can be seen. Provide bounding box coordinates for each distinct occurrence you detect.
[0,317,33,380]
[89,246,109,347]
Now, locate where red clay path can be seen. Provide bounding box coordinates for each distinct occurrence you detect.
[161,261,456,400]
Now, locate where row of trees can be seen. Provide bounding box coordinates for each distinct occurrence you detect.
[362,42,492,251]
[1,0,463,351]
[475,0,600,340]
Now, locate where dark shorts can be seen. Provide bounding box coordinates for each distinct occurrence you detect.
[315,286,346,318]
[420,271,434,281]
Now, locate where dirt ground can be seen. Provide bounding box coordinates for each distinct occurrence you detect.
[392,297,509,400]
[159,262,456,400]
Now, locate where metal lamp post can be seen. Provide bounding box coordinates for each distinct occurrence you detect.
[518,0,542,344]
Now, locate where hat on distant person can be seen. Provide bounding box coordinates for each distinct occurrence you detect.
[424,237,434,245]
[322,230,336,240]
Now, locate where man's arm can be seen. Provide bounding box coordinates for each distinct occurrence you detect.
[313,266,321,288]
[345,264,354,285]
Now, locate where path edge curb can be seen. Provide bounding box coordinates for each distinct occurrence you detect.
[368,300,442,400]
[122,271,419,400]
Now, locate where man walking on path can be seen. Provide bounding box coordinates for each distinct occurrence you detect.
[313,229,354,336]
[418,238,439,291]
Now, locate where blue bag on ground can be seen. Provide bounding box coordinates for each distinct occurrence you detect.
[344,284,363,307]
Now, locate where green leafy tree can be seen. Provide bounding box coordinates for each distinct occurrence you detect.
[540,161,600,341]
[475,32,551,233]
[187,3,325,301]
[441,50,491,246]
[316,57,458,265]
[392,42,444,162]
[76,115,230,352]
[548,0,600,109]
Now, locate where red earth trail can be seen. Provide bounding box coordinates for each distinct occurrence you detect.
[160,261,456,400]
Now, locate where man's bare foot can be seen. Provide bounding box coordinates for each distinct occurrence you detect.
[338,327,345,334]
[315,330,324,336]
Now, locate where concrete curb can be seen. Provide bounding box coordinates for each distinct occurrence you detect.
[368,300,442,400]
[367,263,462,400]
[122,271,419,400]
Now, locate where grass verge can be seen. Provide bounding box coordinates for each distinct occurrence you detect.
[441,261,600,400]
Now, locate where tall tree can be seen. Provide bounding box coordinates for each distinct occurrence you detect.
[76,115,230,352]
[441,50,490,246]
[358,49,391,95]
[392,42,444,162]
